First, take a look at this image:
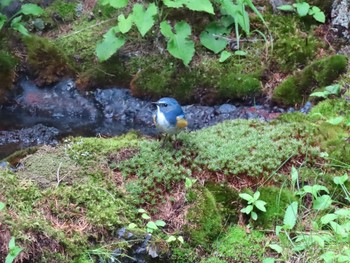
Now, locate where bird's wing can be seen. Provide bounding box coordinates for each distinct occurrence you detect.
[176,116,188,128]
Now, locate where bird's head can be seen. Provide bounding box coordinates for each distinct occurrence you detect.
[152,97,181,113]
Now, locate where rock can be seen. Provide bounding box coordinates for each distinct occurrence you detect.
[216,104,237,114]
[331,0,350,40]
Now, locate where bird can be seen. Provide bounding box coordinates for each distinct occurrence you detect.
[152,97,188,139]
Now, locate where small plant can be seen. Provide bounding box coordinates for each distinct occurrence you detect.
[128,209,166,233]
[0,1,44,36]
[166,235,184,244]
[277,1,325,23]
[310,84,341,99]
[239,191,267,221]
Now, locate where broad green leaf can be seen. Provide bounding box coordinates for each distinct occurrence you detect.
[132,3,158,37]
[283,202,298,229]
[9,237,15,249]
[333,174,348,185]
[255,200,267,212]
[335,208,350,217]
[241,205,253,214]
[142,213,151,219]
[102,0,128,8]
[310,91,329,98]
[138,208,147,213]
[239,193,253,202]
[234,50,247,56]
[219,51,232,62]
[313,11,325,23]
[251,211,258,220]
[5,246,22,263]
[177,236,184,243]
[118,14,133,34]
[160,21,195,65]
[263,258,275,263]
[155,220,166,227]
[320,251,335,263]
[11,16,29,36]
[0,14,7,30]
[268,244,283,254]
[321,213,338,225]
[167,235,177,242]
[200,22,229,54]
[326,116,344,125]
[313,195,332,211]
[128,223,137,229]
[275,225,282,236]
[330,221,347,237]
[309,6,321,14]
[325,84,341,94]
[146,221,158,230]
[296,2,310,17]
[20,4,44,16]
[277,5,294,11]
[0,0,12,8]
[302,185,329,198]
[162,0,186,8]
[253,191,260,200]
[0,202,5,211]
[96,27,125,61]
[186,0,214,14]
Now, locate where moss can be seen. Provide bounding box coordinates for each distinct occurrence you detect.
[186,187,222,247]
[309,99,350,121]
[0,51,17,102]
[210,225,265,262]
[267,15,321,72]
[205,182,240,224]
[24,35,75,86]
[273,55,348,106]
[255,186,298,229]
[45,0,79,22]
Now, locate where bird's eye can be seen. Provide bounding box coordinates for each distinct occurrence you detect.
[163,103,168,107]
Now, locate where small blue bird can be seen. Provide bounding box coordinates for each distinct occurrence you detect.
[152,97,188,135]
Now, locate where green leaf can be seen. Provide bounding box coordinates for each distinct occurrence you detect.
[162,0,186,8]
[320,251,335,263]
[186,0,214,14]
[241,205,253,214]
[313,195,332,211]
[0,14,7,30]
[96,27,125,61]
[255,200,267,212]
[9,237,15,249]
[268,244,283,254]
[146,221,158,230]
[11,16,29,36]
[20,4,44,16]
[219,51,232,62]
[127,223,137,229]
[234,50,247,56]
[277,5,294,11]
[160,21,195,65]
[330,221,347,237]
[291,166,298,186]
[239,193,253,202]
[132,3,158,37]
[185,177,196,189]
[313,10,325,23]
[142,213,151,219]
[326,116,344,125]
[155,220,166,227]
[263,258,275,263]
[296,2,310,17]
[283,202,298,229]
[251,211,258,220]
[0,202,5,211]
[320,213,338,225]
[0,0,12,8]
[177,236,184,243]
[138,208,147,213]
[199,22,229,54]
[275,225,282,236]
[310,91,329,98]
[167,235,177,242]
[5,247,22,263]
[334,208,350,217]
[333,174,348,185]
[325,84,341,95]
[118,14,133,34]
[102,0,128,8]
[253,191,260,200]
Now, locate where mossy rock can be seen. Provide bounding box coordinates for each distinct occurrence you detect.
[0,51,17,102]
[45,0,80,23]
[208,225,265,262]
[254,186,298,229]
[185,187,222,247]
[24,35,75,86]
[273,55,348,106]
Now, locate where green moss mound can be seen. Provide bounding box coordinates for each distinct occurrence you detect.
[273,55,348,106]
[185,187,222,246]
[24,35,75,86]
[0,51,17,102]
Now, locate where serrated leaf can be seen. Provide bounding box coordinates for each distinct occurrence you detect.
[162,0,186,8]
[0,14,7,30]
[333,174,348,185]
[313,195,332,211]
[219,51,232,62]
[251,211,258,220]
[296,2,310,17]
[321,213,338,225]
[132,3,158,37]
[160,21,195,65]
[146,221,158,230]
[283,202,298,229]
[118,14,133,34]
[255,200,267,212]
[268,244,283,254]
[326,116,344,125]
[20,4,44,16]
[200,22,229,54]
[155,220,166,227]
[239,193,253,202]
[277,5,294,11]
[167,235,177,242]
[0,202,5,211]
[142,213,151,219]
[96,28,125,61]
[186,0,214,14]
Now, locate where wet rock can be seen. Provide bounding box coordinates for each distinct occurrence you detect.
[331,0,350,40]
[300,101,312,114]
[216,104,237,114]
